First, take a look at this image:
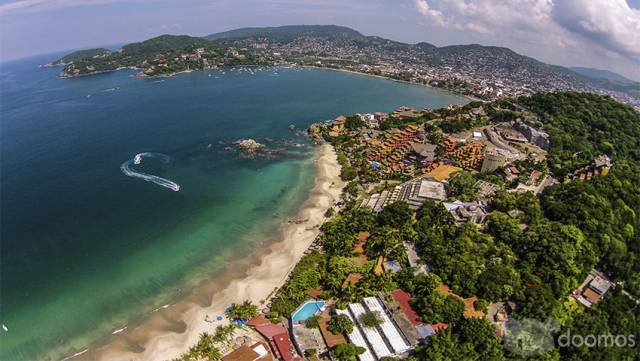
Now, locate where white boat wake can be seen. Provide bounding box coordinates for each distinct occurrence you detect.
[121,152,180,191]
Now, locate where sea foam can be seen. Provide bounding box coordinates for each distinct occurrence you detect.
[121,152,180,191]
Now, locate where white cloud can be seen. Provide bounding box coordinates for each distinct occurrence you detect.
[0,0,129,15]
[552,0,640,59]
[414,0,448,27]
[412,0,640,65]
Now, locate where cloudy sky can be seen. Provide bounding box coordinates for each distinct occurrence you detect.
[1,0,639,80]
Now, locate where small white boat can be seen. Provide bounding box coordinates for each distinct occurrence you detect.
[2,324,8,332]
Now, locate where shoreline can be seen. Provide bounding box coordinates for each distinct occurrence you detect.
[73,143,344,361]
[302,65,479,102]
[53,62,475,102]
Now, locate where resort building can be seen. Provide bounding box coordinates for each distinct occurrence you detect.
[449,141,486,170]
[442,200,488,225]
[324,295,421,360]
[348,303,393,359]
[486,301,516,337]
[572,269,615,308]
[334,309,376,361]
[410,142,437,162]
[362,177,448,212]
[391,106,421,119]
[565,154,613,183]
[365,125,425,174]
[362,297,411,354]
[403,241,427,275]
[481,151,507,173]
[399,178,447,207]
[513,119,550,150]
[361,190,392,213]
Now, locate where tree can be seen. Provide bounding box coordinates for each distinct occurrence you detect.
[457,318,504,360]
[304,349,318,358]
[332,343,366,361]
[365,226,405,260]
[477,262,522,301]
[447,171,478,201]
[340,165,357,181]
[345,115,365,130]
[485,211,523,245]
[441,295,465,324]
[183,332,222,361]
[226,300,258,321]
[412,319,504,361]
[306,315,321,328]
[328,314,354,334]
[359,311,383,328]
[377,201,413,228]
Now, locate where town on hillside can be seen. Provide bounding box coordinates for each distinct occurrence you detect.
[52,26,640,110]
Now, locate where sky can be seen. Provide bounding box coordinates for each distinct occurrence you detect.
[1,0,639,81]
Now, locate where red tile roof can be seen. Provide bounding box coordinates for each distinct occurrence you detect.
[431,322,449,333]
[247,315,272,327]
[272,332,301,361]
[222,341,272,361]
[254,324,288,339]
[583,288,602,304]
[391,289,422,326]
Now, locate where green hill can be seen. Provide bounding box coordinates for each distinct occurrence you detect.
[53,48,112,65]
[121,34,210,55]
[205,24,363,42]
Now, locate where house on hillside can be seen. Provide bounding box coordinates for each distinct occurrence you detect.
[572,270,615,308]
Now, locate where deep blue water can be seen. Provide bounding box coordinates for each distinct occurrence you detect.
[0,53,466,360]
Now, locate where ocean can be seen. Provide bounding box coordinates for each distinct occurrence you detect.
[0,53,466,360]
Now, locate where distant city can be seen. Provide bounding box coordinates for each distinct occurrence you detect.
[51,26,640,109]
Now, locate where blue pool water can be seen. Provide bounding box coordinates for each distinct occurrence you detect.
[291,300,326,322]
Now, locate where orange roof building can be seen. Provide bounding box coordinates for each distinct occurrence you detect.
[318,310,347,348]
[222,341,272,361]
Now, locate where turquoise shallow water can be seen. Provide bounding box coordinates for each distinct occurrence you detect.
[0,53,466,360]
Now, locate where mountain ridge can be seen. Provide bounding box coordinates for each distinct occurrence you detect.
[570,66,636,84]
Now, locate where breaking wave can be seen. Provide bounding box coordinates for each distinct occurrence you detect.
[120,152,180,191]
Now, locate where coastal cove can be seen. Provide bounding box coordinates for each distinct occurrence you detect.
[0,54,467,361]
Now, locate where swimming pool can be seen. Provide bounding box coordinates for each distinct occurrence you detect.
[291,300,326,323]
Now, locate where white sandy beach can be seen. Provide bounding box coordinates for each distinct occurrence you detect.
[82,143,343,361]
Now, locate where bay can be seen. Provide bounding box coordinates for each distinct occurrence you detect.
[0,54,466,360]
